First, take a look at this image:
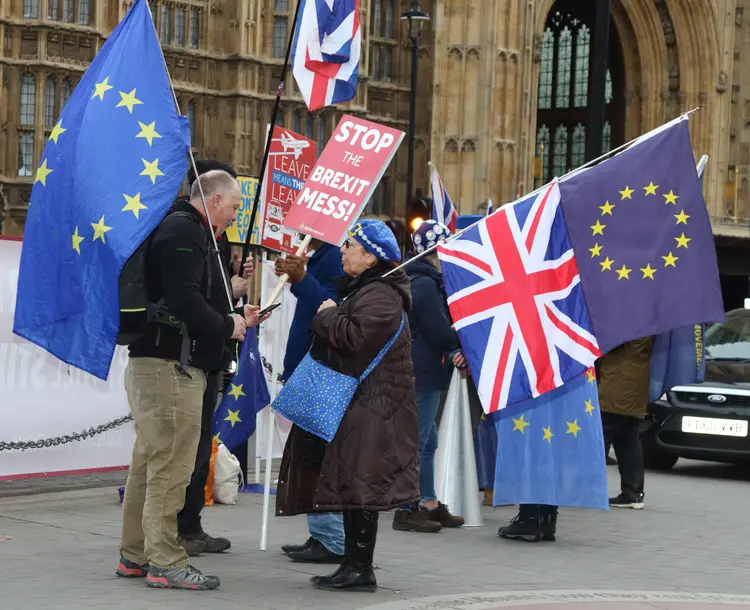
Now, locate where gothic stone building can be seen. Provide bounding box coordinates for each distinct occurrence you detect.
[1,0,749,305]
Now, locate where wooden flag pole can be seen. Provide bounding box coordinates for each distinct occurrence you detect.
[262,234,313,310]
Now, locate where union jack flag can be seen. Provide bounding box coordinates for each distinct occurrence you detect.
[291,0,361,111]
[430,162,457,232]
[437,182,601,414]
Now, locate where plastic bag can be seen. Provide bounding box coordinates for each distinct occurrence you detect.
[213,443,241,505]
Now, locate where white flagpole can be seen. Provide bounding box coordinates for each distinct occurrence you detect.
[260,287,286,551]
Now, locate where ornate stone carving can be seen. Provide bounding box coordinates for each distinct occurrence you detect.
[730,126,737,139]
[732,85,740,104]
[0,121,7,134]
[461,139,477,153]
[718,70,728,93]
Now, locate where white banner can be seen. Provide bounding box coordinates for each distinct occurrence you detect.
[254,257,296,459]
[0,238,135,479]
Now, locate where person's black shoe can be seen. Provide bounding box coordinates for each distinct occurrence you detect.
[287,539,344,563]
[541,514,557,542]
[282,536,315,555]
[498,515,543,542]
[181,531,231,553]
[312,565,377,592]
[609,493,644,510]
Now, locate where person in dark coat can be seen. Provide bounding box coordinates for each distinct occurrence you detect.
[276,219,419,593]
[274,241,347,564]
[392,220,465,533]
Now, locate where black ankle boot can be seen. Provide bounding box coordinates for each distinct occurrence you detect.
[314,510,378,592]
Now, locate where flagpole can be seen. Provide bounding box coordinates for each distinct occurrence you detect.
[240,0,304,273]
[384,108,700,277]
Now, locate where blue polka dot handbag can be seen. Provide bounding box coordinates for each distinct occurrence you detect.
[271,314,405,442]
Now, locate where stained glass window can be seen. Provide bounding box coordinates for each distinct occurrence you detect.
[44,76,56,128]
[571,123,586,168]
[536,124,550,183]
[574,25,590,107]
[20,74,36,126]
[605,69,613,104]
[18,133,34,177]
[60,78,72,109]
[555,27,572,109]
[553,125,568,177]
[602,121,612,153]
[538,28,554,110]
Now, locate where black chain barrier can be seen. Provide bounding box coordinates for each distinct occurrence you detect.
[0,415,133,452]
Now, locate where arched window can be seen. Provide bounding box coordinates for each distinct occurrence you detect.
[20,74,36,126]
[60,77,72,109]
[535,2,624,179]
[44,76,56,127]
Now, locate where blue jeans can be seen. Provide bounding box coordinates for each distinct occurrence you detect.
[400,390,441,509]
[308,512,344,555]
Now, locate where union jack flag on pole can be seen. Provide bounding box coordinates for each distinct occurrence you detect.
[437,182,601,414]
[429,162,457,232]
[291,0,361,111]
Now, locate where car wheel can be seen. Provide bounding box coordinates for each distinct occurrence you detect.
[640,423,679,470]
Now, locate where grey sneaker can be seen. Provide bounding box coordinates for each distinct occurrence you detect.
[145,564,220,590]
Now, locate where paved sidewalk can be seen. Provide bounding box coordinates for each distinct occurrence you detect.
[0,460,749,610]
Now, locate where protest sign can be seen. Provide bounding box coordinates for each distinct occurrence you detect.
[282,115,404,246]
[225,175,261,245]
[258,126,317,254]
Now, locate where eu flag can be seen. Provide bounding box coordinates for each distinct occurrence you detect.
[13,0,190,381]
[493,369,608,510]
[212,331,271,452]
[559,118,724,355]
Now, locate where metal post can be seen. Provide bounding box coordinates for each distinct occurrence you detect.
[585,0,612,162]
[406,34,418,211]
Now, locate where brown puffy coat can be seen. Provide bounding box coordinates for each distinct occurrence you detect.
[275,266,420,515]
[596,336,653,418]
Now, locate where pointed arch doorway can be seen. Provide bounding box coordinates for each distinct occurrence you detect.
[535,0,625,186]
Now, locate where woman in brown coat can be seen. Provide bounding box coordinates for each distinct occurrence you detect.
[276,219,419,593]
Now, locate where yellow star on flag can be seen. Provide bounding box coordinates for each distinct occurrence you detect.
[91,216,112,243]
[675,233,691,248]
[599,201,615,216]
[589,243,602,258]
[136,121,162,146]
[228,383,245,400]
[116,88,143,114]
[591,220,606,236]
[213,432,221,442]
[584,399,595,415]
[600,256,614,271]
[140,158,165,185]
[663,189,679,205]
[224,409,242,428]
[511,415,530,434]
[122,193,148,219]
[643,181,659,196]
[616,265,631,280]
[72,226,84,255]
[542,426,554,444]
[619,186,634,200]
[662,251,679,267]
[675,210,690,225]
[566,419,582,438]
[585,368,596,384]
[34,159,53,186]
[92,76,113,101]
[49,120,66,144]
[640,264,656,280]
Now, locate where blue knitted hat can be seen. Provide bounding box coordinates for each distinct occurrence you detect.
[411,219,452,254]
[348,219,402,262]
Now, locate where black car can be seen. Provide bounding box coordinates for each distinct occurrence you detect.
[641,308,750,470]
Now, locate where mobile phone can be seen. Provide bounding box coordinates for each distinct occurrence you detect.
[258,302,281,318]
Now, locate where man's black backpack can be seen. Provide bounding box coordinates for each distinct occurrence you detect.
[116,210,210,355]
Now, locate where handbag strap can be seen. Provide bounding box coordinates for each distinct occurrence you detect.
[358,313,405,383]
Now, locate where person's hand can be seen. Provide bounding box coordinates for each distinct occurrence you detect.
[232,253,255,279]
[243,304,271,328]
[229,313,247,341]
[452,351,468,369]
[275,254,306,284]
[317,299,337,314]
[231,275,249,299]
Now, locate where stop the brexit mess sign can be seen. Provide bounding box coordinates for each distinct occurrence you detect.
[282,115,404,246]
[258,126,317,254]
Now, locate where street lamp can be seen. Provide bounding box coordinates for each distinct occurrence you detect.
[401,1,430,222]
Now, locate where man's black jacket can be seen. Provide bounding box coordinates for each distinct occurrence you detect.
[128,199,235,373]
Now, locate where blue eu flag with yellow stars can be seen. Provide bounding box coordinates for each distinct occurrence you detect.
[493,368,608,510]
[212,331,270,452]
[13,0,190,381]
[559,118,724,356]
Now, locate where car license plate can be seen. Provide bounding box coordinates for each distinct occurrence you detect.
[681,416,748,437]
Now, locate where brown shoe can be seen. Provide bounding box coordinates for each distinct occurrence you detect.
[392,507,442,533]
[177,535,206,557]
[425,502,465,528]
